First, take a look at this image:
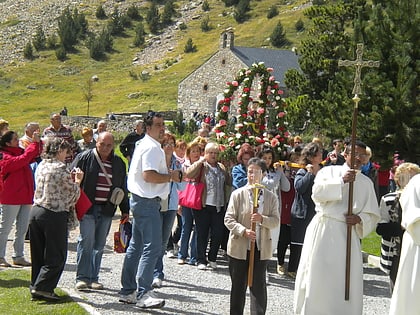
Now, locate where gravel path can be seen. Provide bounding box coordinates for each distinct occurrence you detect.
[52,217,391,315]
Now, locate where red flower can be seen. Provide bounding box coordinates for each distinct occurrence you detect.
[219,119,227,126]
[221,105,229,113]
[278,111,285,118]
[243,87,250,93]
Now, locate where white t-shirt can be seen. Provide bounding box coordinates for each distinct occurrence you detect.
[127,134,169,199]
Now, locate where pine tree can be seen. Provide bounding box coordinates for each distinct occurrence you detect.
[161,1,175,26]
[23,42,34,60]
[146,2,160,34]
[133,23,146,47]
[32,26,46,51]
[96,5,107,19]
[184,38,197,53]
[270,21,288,47]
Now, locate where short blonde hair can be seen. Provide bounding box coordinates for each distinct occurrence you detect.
[395,162,420,189]
[204,142,219,153]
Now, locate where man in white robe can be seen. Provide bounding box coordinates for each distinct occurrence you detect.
[293,141,380,315]
[389,173,420,315]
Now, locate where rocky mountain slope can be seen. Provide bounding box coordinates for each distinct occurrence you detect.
[0,0,203,66]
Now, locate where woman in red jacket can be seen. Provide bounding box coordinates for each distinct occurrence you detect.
[0,130,41,267]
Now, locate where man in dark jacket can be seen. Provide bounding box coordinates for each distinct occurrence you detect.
[71,132,129,291]
[119,120,144,164]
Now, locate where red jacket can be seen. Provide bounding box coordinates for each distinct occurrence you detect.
[0,142,41,205]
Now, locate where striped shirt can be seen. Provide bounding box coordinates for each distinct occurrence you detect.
[95,158,112,204]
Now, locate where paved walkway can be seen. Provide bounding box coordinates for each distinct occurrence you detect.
[7,217,391,314]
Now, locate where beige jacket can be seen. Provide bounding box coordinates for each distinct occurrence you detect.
[224,186,280,260]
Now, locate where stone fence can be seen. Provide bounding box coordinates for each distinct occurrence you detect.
[61,111,177,139]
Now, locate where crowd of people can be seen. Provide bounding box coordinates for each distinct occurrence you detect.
[0,112,419,314]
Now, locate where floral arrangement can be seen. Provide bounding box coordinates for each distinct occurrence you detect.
[214,62,289,161]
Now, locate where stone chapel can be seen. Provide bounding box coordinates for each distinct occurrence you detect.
[177,29,300,118]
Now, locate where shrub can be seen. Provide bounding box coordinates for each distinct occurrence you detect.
[267,5,279,19]
[133,23,145,47]
[295,18,305,32]
[202,0,210,11]
[33,26,46,51]
[127,4,141,21]
[201,16,211,32]
[179,22,187,30]
[55,45,67,61]
[96,5,107,19]
[46,34,58,49]
[184,38,197,53]
[23,42,34,60]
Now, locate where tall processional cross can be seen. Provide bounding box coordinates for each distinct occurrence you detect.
[338,43,379,301]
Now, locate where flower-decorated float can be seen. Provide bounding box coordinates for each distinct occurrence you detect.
[214,62,289,161]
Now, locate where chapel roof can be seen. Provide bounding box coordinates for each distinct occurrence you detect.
[231,46,300,86]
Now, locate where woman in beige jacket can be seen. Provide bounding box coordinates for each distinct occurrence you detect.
[225,157,279,315]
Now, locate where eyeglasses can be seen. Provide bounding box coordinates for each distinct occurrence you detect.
[163,143,175,148]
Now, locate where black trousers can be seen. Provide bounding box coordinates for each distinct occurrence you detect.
[29,205,68,293]
[288,243,302,273]
[277,224,291,265]
[229,250,268,315]
[193,205,225,264]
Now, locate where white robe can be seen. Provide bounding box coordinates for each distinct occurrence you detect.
[389,174,420,315]
[293,164,380,315]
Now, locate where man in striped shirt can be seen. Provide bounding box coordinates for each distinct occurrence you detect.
[71,132,129,291]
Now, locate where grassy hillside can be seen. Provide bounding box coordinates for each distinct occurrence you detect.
[0,0,309,130]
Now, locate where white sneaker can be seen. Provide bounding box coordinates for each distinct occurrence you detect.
[152,278,162,288]
[75,281,88,290]
[197,263,207,270]
[166,250,175,258]
[136,291,165,309]
[119,291,137,304]
[208,261,217,270]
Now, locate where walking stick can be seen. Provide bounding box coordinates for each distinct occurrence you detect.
[247,184,261,287]
[338,44,379,300]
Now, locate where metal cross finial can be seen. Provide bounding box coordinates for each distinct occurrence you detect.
[338,43,380,95]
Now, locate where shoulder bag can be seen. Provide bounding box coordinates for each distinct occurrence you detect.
[178,164,205,210]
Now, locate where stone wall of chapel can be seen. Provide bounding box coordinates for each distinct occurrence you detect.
[178,49,245,118]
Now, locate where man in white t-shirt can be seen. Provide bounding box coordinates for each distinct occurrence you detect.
[119,112,182,310]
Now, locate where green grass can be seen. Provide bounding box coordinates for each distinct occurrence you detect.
[0,0,309,130]
[0,269,88,315]
[361,231,381,257]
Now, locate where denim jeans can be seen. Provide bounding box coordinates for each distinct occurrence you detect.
[120,194,162,297]
[0,204,31,258]
[76,206,113,283]
[178,206,197,264]
[154,210,177,280]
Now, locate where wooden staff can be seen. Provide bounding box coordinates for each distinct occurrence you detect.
[338,43,379,300]
[247,184,261,287]
[345,95,359,300]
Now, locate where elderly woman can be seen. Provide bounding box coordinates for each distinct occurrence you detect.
[29,137,83,301]
[225,157,279,314]
[288,142,322,278]
[232,143,255,190]
[184,142,231,270]
[0,130,41,268]
[376,162,420,292]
